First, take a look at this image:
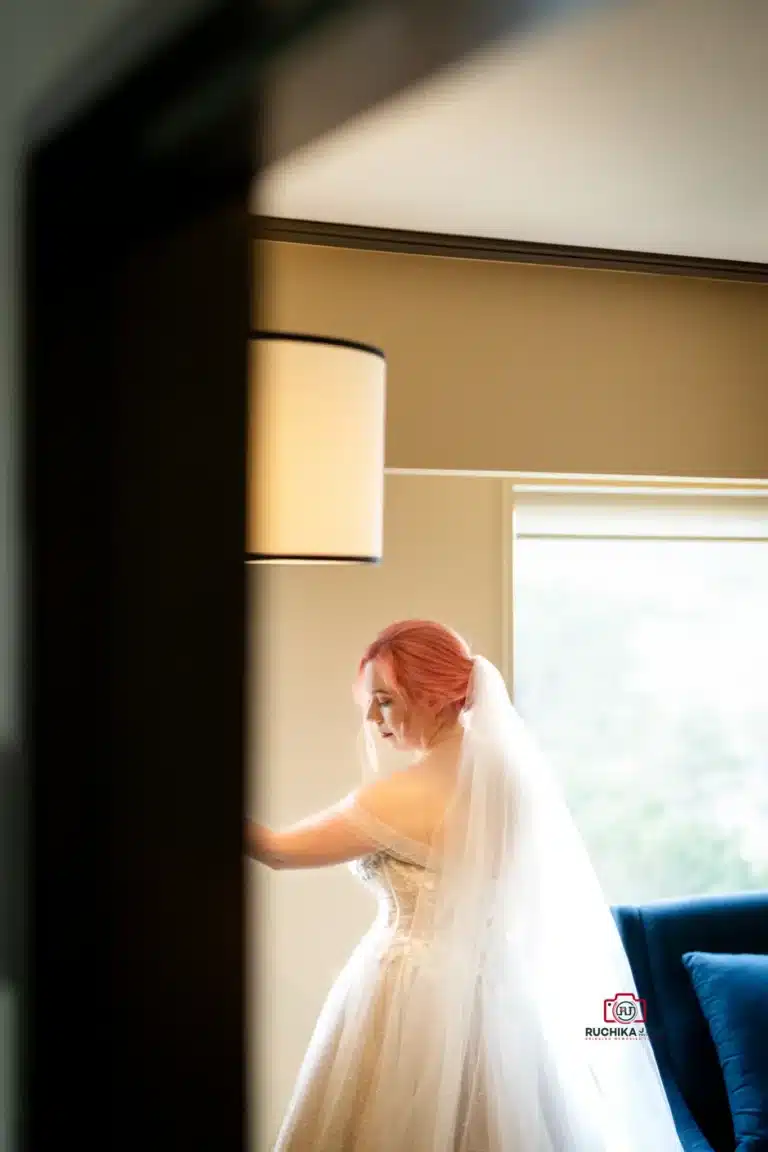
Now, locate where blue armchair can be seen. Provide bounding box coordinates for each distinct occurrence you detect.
[612,890,768,1152]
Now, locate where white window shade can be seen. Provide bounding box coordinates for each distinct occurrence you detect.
[247,333,386,563]
[512,489,768,541]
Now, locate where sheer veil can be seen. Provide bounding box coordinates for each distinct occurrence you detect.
[295,656,685,1151]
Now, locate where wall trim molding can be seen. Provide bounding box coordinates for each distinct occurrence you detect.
[255,215,768,284]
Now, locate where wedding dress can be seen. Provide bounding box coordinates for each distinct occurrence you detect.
[272,658,684,1152]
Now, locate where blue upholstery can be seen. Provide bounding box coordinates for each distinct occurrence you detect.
[683,951,768,1151]
[612,891,768,1152]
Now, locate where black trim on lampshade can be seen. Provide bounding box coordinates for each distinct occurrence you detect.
[249,329,385,360]
[245,552,381,564]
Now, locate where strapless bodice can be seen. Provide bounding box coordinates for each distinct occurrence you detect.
[349,851,440,947]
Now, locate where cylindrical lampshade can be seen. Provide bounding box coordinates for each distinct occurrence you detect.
[247,332,386,563]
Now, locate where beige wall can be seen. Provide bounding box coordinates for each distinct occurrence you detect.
[261,240,768,479]
[247,473,504,1148]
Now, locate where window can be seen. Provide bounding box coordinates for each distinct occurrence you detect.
[511,486,768,904]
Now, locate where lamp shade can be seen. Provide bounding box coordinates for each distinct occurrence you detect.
[247,332,386,563]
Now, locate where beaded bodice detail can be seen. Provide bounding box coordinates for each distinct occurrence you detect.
[350,851,440,949]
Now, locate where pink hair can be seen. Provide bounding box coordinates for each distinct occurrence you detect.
[356,619,474,719]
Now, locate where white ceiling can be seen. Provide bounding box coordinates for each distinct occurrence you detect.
[255,0,768,262]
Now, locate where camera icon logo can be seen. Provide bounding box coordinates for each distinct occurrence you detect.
[603,992,646,1025]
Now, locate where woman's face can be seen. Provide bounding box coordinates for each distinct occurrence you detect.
[364,661,422,752]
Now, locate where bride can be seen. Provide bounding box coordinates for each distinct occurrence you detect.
[245,619,683,1151]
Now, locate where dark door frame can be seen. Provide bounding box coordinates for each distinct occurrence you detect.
[23,3,257,1146]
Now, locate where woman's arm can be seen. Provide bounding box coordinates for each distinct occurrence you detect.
[244,771,438,871]
[244,806,379,870]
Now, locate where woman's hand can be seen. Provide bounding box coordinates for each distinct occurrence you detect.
[244,820,276,866]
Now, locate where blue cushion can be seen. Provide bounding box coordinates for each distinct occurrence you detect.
[682,951,768,1152]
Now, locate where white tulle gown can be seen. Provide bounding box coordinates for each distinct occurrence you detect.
[271,658,686,1152]
[274,848,498,1151]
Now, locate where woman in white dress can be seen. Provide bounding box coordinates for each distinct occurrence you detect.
[245,619,684,1152]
